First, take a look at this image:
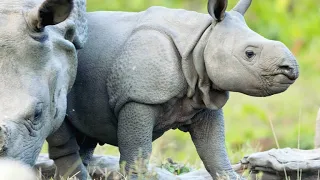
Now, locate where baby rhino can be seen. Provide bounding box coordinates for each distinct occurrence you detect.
[47,0,299,179]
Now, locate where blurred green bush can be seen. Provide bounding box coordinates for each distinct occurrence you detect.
[86,0,320,166]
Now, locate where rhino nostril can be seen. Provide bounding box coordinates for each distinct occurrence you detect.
[279,65,292,71]
[278,65,297,80]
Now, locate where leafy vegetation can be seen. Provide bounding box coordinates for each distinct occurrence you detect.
[56,0,320,168]
[161,158,192,175]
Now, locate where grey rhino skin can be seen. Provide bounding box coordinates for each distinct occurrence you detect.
[0,0,86,169]
[48,0,299,179]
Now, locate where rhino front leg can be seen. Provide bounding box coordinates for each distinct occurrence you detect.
[189,109,244,180]
[118,102,156,178]
[47,120,89,180]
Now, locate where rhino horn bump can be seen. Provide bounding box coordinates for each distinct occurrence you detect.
[232,0,252,15]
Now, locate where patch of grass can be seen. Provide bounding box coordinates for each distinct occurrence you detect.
[161,158,192,175]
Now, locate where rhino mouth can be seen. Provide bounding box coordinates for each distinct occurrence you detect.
[261,62,299,86]
[274,74,296,85]
[262,73,296,86]
[256,73,295,97]
[282,72,297,81]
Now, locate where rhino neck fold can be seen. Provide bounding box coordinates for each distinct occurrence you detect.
[182,22,229,110]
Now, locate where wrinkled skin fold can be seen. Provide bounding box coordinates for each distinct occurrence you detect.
[48,0,299,179]
[0,0,87,168]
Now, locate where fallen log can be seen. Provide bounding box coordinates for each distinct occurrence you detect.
[241,148,320,180]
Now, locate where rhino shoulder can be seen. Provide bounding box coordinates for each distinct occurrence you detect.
[107,29,188,115]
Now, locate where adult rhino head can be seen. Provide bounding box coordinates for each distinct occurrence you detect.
[186,0,299,109]
[0,0,87,164]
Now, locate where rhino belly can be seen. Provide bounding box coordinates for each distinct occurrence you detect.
[67,103,119,146]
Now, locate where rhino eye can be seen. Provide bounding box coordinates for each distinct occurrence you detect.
[245,50,255,59]
[34,103,43,120]
[34,108,42,119]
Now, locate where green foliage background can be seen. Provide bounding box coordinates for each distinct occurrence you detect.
[86,0,320,167]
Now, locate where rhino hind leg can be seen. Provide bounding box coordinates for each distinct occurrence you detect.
[77,134,98,167]
[47,120,89,180]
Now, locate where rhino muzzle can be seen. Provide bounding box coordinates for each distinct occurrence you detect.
[277,58,299,81]
[260,41,299,86]
[278,64,299,81]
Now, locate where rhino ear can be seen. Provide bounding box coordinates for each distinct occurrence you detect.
[29,0,73,31]
[208,0,228,21]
